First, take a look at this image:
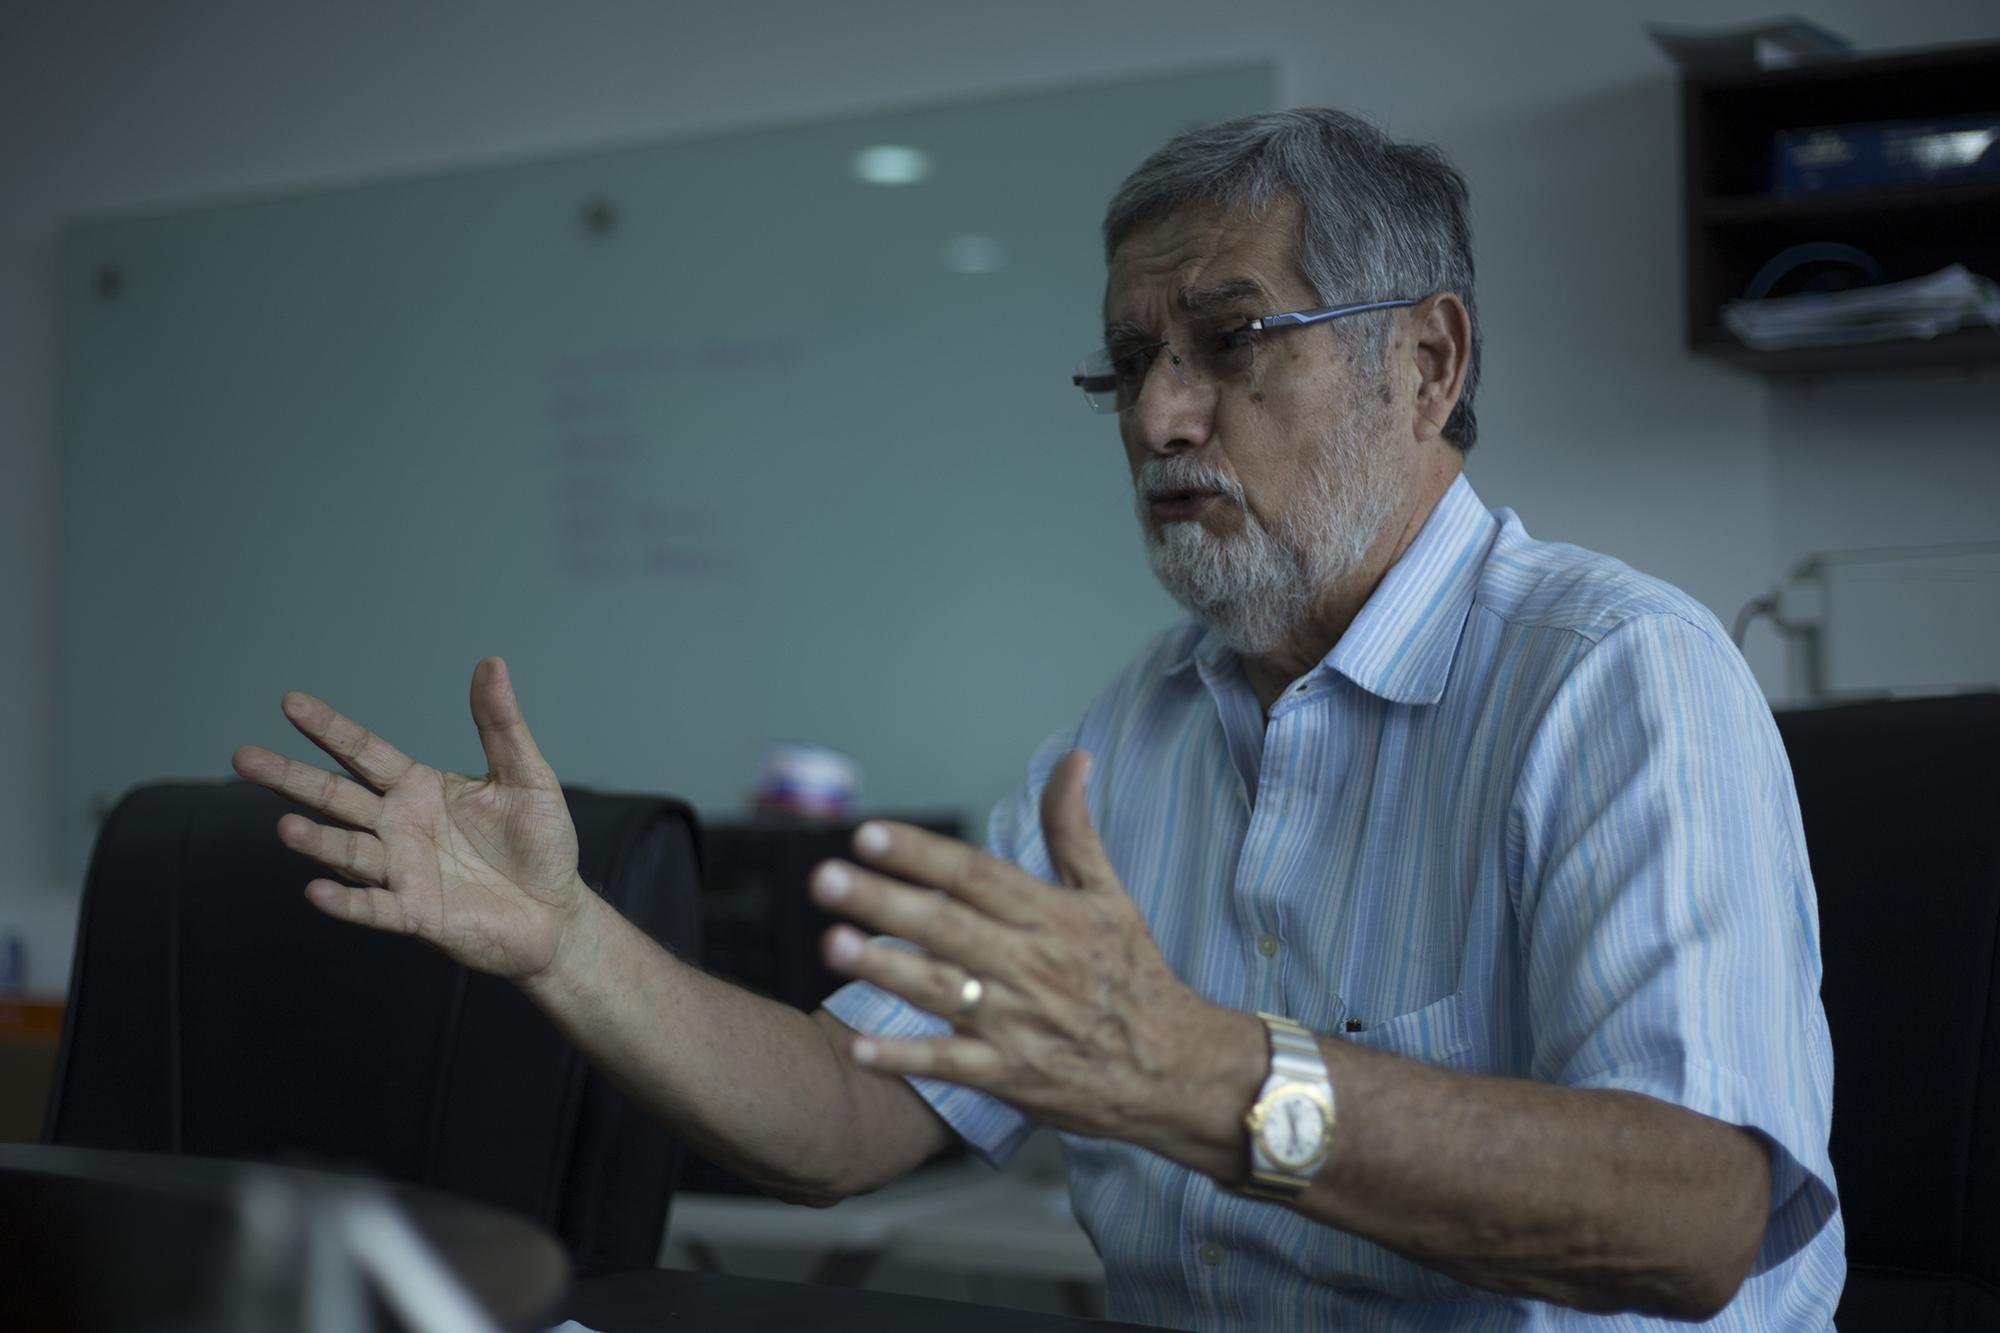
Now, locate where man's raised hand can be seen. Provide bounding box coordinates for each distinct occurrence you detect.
[808,750,1258,1168]
[231,657,588,981]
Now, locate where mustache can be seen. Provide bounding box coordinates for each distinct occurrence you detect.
[1134,455,1244,505]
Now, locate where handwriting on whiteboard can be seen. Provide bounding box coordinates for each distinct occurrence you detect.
[540,337,802,581]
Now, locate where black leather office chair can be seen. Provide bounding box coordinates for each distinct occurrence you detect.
[1774,694,2000,1331]
[44,780,702,1274]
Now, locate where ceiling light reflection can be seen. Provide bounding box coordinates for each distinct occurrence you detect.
[852,145,931,186]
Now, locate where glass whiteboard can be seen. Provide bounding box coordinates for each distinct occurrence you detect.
[59,65,1272,875]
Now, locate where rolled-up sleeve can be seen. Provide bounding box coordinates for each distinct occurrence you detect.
[1512,612,1839,1273]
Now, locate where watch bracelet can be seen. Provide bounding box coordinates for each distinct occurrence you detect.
[1259,1013,1331,1095]
[1237,1170,1309,1201]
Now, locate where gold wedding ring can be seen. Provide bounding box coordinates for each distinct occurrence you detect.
[954,975,985,1020]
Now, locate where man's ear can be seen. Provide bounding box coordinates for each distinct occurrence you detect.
[1407,292,1470,445]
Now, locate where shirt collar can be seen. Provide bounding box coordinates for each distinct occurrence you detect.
[1163,473,1496,706]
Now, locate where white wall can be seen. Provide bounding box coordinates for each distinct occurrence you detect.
[6,0,1999,988]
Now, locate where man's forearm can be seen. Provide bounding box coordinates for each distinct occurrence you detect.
[1142,1009,1771,1320]
[519,884,945,1204]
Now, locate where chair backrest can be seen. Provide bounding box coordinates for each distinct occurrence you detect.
[1773,694,2000,1331]
[680,811,965,1195]
[44,780,702,1273]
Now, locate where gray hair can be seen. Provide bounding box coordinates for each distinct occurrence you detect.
[1103,108,1481,453]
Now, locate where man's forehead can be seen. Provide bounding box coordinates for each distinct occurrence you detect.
[1102,204,1302,324]
[1101,278,1273,336]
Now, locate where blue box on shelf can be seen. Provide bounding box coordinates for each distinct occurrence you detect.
[1773,112,2000,194]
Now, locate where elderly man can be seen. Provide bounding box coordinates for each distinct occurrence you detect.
[233,110,1842,1329]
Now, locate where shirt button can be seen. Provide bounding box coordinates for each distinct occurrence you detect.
[1256,933,1278,957]
[1199,1241,1225,1267]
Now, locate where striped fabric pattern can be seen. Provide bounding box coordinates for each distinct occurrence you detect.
[826,474,1843,1330]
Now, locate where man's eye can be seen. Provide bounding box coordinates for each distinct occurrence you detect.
[1109,346,1155,383]
[1210,324,1257,353]
[1202,323,1259,373]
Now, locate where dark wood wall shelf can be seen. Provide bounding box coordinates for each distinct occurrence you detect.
[1679,40,2000,377]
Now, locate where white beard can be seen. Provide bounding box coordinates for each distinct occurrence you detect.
[1137,405,1403,655]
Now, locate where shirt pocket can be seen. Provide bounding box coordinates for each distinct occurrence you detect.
[1338,991,1474,1070]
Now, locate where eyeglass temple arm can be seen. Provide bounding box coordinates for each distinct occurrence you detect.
[1252,298,1420,331]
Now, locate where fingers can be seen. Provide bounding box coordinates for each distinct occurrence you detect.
[233,745,385,830]
[845,823,1042,927]
[823,925,985,1026]
[303,878,412,935]
[811,861,1015,973]
[847,1031,1004,1086]
[278,813,388,885]
[1037,750,1114,890]
[469,657,555,789]
[279,692,417,792]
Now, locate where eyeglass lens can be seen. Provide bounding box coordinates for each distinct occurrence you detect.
[1075,317,1261,414]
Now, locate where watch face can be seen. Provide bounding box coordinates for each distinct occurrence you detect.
[1260,1090,1329,1170]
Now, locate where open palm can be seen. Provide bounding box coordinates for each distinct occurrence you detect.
[232,657,584,980]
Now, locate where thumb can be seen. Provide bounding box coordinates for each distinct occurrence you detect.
[470,657,555,788]
[1039,750,1112,889]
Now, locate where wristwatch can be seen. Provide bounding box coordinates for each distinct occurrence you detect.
[1239,1013,1335,1201]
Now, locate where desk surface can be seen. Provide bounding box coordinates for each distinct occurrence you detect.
[565,1268,1167,1333]
[666,1159,1102,1282]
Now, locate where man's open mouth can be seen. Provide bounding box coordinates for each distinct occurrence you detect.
[1148,489,1226,521]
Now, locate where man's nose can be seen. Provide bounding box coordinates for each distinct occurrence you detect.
[1125,354,1217,457]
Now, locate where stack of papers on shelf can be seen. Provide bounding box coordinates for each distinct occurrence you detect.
[1721,264,2000,350]
[1647,17,1852,71]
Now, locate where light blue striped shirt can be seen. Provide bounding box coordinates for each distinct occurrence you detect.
[827,474,1842,1330]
